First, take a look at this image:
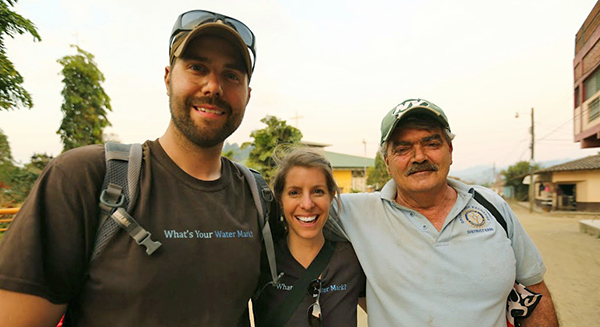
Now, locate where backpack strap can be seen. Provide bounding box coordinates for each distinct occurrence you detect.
[92,142,161,261]
[267,240,336,327]
[469,188,544,324]
[233,162,280,286]
[469,188,508,237]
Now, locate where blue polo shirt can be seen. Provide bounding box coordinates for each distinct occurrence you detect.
[337,179,545,327]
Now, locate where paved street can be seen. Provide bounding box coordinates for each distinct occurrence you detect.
[357,202,600,326]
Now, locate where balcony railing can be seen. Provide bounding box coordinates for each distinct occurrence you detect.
[0,208,19,232]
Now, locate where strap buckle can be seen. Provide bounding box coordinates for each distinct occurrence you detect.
[111,208,162,256]
[99,188,125,208]
[134,230,162,255]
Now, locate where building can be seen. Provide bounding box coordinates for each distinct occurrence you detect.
[302,141,375,193]
[574,1,600,148]
[534,154,600,212]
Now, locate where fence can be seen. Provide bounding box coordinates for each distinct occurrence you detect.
[0,208,19,232]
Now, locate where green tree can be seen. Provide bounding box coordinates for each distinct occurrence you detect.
[367,152,391,191]
[0,0,41,110]
[0,128,12,164]
[57,45,111,151]
[222,149,235,160]
[0,129,15,197]
[242,115,302,183]
[5,152,53,203]
[500,160,540,201]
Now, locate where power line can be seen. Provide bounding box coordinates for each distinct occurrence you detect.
[536,102,594,142]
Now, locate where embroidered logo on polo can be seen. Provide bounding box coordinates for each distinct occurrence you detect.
[458,206,494,234]
[464,209,486,228]
[162,229,254,239]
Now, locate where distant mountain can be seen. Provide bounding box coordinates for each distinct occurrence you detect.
[223,142,252,162]
[450,158,577,185]
[450,165,498,185]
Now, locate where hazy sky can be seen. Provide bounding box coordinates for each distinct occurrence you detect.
[3,0,600,172]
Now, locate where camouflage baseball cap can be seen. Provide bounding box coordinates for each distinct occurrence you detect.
[380,98,450,145]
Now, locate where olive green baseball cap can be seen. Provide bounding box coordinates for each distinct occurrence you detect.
[380,98,451,145]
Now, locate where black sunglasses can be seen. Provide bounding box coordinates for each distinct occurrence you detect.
[307,279,323,326]
[170,10,256,71]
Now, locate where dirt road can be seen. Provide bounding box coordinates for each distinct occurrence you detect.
[357,202,600,326]
[512,203,600,327]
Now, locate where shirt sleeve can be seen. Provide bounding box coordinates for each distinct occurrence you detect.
[487,191,547,286]
[0,145,105,303]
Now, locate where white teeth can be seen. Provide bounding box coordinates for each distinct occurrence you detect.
[296,215,317,223]
[197,107,223,115]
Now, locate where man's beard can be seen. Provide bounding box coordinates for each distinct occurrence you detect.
[170,95,244,148]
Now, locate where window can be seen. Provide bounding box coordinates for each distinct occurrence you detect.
[352,170,365,178]
[575,87,581,108]
[590,97,600,122]
[584,68,600,101]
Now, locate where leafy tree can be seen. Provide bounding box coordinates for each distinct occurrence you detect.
[57,45,111,151]
[27,152,52,172]
[0,129,54,204]
[500,160,540,201]
[5,152,53,203]
[242,115,302,183]
[0,129,15,196]
[223,142,252,162]
[0,128,12,164]
[0,0,41,110]
[222,149,235,160]
[367,152,391,191]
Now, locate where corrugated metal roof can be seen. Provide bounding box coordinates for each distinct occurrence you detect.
[322,151,375,169]
[537,154,600,172]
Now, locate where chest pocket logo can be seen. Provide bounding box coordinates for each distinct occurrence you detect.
[463,208,487,228]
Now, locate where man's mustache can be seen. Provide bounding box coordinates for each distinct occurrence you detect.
[187,96,232,114]
[406,162,439,176]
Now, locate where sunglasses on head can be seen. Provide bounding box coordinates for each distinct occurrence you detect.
[307,279,323,327]
[170,10,256,71]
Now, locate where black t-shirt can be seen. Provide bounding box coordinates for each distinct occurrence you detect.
[0,140,262,326]
[253,240,365,327]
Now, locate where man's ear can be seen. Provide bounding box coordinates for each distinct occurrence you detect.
[384,152,392,175]
[449,141,453,165]
[247,86,252,103]
[164,66,171,95]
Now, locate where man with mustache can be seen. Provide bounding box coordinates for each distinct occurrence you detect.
[335,98,559,326]
[0,10,269,326]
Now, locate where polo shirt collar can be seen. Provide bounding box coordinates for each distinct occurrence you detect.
[379,178,476,214]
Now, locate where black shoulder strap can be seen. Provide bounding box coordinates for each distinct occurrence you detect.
[268,241,336,327]
[232,162,280,286]
[469,188,508,237]
[92,142,161,262]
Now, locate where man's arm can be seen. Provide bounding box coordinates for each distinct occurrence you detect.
[0,289,66,327]
[520,281,559,327]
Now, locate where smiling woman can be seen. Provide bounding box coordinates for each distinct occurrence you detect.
[252,147,366,327]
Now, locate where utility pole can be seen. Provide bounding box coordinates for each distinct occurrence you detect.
[529,107,535,213]
[363,139,367,192]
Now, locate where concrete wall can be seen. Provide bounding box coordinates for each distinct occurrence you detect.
[573,0,600,147]
[333,170,352,194]
[552,170,600,202]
